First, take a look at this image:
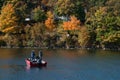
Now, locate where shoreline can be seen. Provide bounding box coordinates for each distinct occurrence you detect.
[0,46,120,51]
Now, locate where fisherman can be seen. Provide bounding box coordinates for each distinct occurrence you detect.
[31,50,35,61]
[38,50,43,63]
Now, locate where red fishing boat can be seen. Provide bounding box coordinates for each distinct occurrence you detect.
[25,58,47,67]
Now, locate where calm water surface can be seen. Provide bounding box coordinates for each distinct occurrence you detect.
[0,48,120,80]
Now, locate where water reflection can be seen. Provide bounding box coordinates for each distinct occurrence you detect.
[26,66,41,72]
[25,65,47,71]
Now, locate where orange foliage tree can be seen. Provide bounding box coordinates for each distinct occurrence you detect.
[63,16,80,30]
[42,0,48,5]
[45,11,55,31]
[0,3,17,33]
[45,18,55,31]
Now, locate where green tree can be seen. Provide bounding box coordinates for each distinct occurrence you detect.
[86,6,120,49]
[55,0,75,15]
[32,6,46,22]
[0,0,5,10]
[73,1,85,23]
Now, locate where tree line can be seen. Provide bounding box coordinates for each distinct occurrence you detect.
[0,0,119,50]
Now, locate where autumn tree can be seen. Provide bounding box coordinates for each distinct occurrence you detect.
[106,0,120,16]
[61,16,81,48]
[47,11,54,18]
[45,0,57,10]
[30,23,45,47]
[6,0,19,4]
[86,5,120,49]
[78,26,90,48]
[0,3,18,33]
[45,18,55,31]
[14,1,27,25]
[45,11,55,31]
[63,16,80,31]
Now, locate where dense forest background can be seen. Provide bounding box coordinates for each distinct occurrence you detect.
[0,0,119,50]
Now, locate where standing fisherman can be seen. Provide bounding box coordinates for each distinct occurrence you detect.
[38,50,43,63]
[31,50,35,61]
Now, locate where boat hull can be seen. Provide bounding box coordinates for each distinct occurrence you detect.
[25,59,47,67]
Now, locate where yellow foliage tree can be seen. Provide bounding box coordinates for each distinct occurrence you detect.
[78,26,90,48]
[63,16,80,30]
[0,3,17,33]
[47,11,54,19]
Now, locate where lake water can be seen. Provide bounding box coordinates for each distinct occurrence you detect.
[0,48,120,80]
